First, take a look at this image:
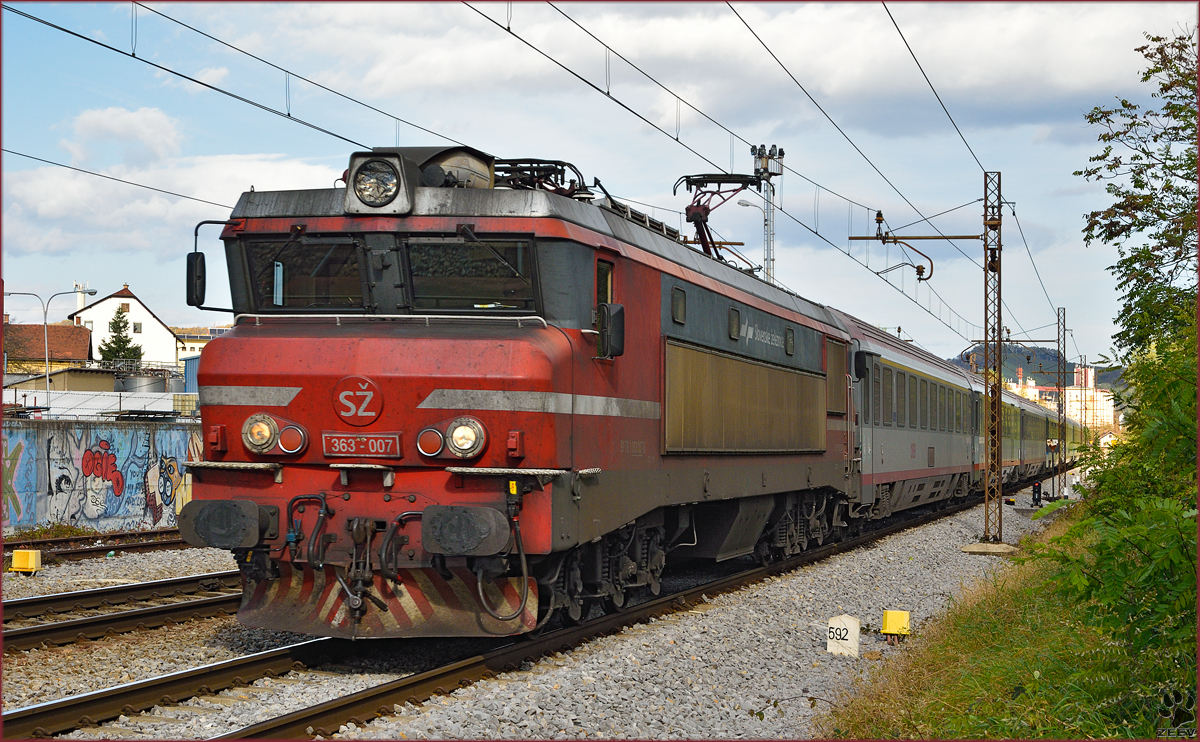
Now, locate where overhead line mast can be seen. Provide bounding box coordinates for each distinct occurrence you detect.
[982,172,1003,542]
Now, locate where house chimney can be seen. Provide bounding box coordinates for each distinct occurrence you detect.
[3,313,8,324]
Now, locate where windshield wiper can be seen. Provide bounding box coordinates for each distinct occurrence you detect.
[457,224,530,285]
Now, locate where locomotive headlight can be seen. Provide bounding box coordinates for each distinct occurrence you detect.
[446,417,485,458]
[353,159,399,207]
[242,414,279,454]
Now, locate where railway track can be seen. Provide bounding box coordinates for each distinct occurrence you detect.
[3,496,985,739]
[2,571,242,653]
[3,528,190,561]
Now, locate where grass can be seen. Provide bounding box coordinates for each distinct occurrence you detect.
[5,523,105,541]
[813,511,1160,739]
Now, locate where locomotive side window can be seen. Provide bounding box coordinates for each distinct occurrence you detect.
[409,239,536,312]
[872,364,881,426]
[785,327,795,355]
[920,378,929,429]
[826,338,848,414]
[881,367,893,426]
[671,286,686,324]
[728,308,740,340]
[956,392,963,432]
[597,260,614,308]
[896,373,906,427]
[245,240,365,310]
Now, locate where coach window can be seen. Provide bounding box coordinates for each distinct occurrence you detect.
[956,392,963,432]
[896,373,906,427]
[872,364,881,426]
[908,374,917,428]
[939,386,947,431]
[920,378,929,429]
[671,286,686,324]
[881,368,893,426]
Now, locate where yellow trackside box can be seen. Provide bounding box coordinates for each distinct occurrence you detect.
[882,610,911,636]
[9,549,42,574]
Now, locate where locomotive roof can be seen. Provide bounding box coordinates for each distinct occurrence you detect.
[230,186,848,334]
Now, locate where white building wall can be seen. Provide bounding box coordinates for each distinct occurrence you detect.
[75,295,180,366]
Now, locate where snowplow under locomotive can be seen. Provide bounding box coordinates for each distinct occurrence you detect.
[179,146,1083,638]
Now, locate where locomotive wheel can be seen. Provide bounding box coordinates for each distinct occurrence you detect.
[603,589,627,614]
[561,553,586,625]
[646,533,666,596]
[753,539,775,566]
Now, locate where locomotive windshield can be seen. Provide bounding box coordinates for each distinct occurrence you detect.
[408,239,535,312]
[245,239,365,310]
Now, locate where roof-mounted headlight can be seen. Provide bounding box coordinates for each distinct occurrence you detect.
[353,159,399,207]
[343,152,418,215]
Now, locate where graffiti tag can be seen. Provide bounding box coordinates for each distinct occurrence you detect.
[81,441,124,498]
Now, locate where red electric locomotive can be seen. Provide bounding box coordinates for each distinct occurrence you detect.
[180,146,1076,639]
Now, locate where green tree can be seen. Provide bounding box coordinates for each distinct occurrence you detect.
[98,306,144,363]
[1033,26,1199,732]
[1074,27,1197,355]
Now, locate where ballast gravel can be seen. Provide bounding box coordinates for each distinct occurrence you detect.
[1,547,237,600]
[2,491,1060,740]
[331,495,1052,740]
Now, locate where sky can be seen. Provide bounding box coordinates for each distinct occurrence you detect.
[2,2,1194,364]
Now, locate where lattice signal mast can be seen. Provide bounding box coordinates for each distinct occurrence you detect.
[982,172,1003,542]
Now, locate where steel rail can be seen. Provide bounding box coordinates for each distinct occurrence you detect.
[5,485,1040,738]
[3,527,181,551]
[3,571,241,621]
[21,538,192,561]
[1,639,346,739]
[2,593,243,653]
[218,496,990,739]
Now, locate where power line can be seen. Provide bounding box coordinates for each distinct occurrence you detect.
[2,4,368,149]
[546,2,872,211]
[890,198,981,232]
[1008,207,1058,315]
[471,2,979,340]
[2,148,235,209]
[881,2,985,172]
[132,2,467,148]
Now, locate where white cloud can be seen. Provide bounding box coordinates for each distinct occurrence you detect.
[58,107,183,167]
[2,153,341,259]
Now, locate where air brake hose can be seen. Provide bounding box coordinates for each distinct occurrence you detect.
[477,517,531,623]
[378,511,423,582]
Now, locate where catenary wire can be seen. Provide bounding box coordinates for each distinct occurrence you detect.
[2,149,235,209]
[472,2,978,339]
[881,2,1061,332]
[881,2,984,172]
[890,198,981,233]
[1009,207,1058,315]
[1,4,368,149]
[546,2,873,211]
[726,2,1042,337]
[131,3,467,147]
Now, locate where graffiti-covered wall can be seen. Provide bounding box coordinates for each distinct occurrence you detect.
[2,420,202,533]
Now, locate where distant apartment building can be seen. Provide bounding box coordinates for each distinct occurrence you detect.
[1005,365,1119,435]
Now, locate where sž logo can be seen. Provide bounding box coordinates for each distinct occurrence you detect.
[333,376,384,427]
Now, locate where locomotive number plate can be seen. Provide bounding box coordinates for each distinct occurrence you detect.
[322,432,402,458]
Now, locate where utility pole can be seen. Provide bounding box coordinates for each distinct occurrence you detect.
[1056,308,1067,500]
[982,172,1003,542]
